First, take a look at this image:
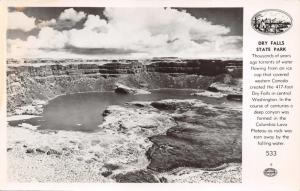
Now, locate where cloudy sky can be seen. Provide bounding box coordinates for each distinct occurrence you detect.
[7,7,243,59]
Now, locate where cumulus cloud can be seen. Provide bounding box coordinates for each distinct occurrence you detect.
[7,7,242,58]
[8,11,36,32]
[84,14,108,31]
[27,27,69,49]
[36,8,87,30]
[59,8,87,23]
[51,8,87,30]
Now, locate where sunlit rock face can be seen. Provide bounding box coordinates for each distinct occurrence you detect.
[114,83,151,95]
[7,58,242,114]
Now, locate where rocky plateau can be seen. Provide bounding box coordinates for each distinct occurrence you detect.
[7,58,242,183]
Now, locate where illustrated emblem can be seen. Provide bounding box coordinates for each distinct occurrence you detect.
[251,9,292,35]
[263,168,278,177]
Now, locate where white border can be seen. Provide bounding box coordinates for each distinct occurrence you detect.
[1,0,300,190]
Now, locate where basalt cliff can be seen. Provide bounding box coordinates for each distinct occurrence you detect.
[7,58,242,113]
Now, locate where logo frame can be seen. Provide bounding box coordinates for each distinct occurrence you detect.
[251,9,293,35]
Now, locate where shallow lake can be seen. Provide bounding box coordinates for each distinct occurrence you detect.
[9,89,240,132]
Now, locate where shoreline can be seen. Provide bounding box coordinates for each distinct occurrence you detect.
[7,115,42,122]
[7,88,201,117]
[7,86,242,123]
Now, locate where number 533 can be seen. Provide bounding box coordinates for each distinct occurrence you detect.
[266,151,277,156]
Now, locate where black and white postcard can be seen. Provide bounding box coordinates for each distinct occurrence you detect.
[0,0,299,191]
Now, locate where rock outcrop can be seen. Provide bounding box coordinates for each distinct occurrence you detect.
[191,90,226,98]
[100,104,177,137]
[145,99,242,172]
[209,82,242,94]
[227,94,243,101]
[14,100,47,115]
[114,170,160,183]
[114,83,151,95]
[191,74,242,99]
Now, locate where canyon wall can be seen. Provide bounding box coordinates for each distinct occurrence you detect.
[7,58,242,113]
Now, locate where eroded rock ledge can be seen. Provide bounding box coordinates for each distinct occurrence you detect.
[114,83,151,95]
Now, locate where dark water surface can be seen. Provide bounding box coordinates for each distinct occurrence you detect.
[10,89,238,132]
